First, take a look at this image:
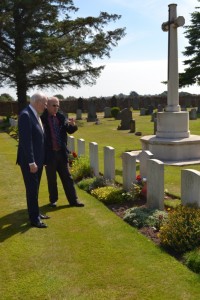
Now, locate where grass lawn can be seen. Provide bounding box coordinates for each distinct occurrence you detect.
[1,126,200,299]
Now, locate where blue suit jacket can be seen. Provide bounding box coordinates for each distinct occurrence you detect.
[17,106,45,167]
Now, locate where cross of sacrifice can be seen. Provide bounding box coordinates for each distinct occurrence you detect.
[161,4,185,112]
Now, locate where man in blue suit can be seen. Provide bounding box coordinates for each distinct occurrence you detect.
[17,92,49,228]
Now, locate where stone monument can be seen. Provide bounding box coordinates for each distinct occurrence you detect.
[87,100,97,122]
[117,108,132,130]
[140,4,200,164]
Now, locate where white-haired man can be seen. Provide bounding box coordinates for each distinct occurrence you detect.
[17,92,49,228]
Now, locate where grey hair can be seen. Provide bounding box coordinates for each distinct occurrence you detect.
[30,92,47,104]
[48,96,59,102]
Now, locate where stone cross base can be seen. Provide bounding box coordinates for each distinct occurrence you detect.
[141,135,200,163]
[156,111,190,138]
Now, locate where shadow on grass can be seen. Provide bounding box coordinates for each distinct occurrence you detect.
[0,204,72,243]
[0,209,30,243]
[40,203,71,213]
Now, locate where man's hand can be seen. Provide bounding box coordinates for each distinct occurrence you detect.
[29,163,38,173]
[67,118,76,126]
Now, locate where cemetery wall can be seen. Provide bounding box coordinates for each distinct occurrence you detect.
[1,95,200,116]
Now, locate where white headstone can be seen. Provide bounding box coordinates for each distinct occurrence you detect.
[77,138,85,157]
[138,150,154,179]
[122,152,137,191]
[181,169,200,207]
[147,159,164,210]
[89,142,99,177]
[68,136,75,152]
[104,146,115,181]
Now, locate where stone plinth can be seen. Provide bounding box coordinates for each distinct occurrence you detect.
[141,135,200,164]
[156,111,190,138]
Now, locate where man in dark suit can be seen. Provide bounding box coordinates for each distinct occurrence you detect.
[41,97,84,207]
[17,92,49,228]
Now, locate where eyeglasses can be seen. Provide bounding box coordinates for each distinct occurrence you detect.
[52,104,59,108]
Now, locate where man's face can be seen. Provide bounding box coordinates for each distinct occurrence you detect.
[47,98,60,116]
[37,97,48,114]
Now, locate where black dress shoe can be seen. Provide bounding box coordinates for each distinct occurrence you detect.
[70,201,84,207]
[31,221,48,228]
[40,214,50,219]
[49,202,57,207]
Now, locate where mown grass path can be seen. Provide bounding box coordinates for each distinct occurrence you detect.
[1,131,200,300]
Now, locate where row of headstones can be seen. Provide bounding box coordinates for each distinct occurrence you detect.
[77,106,198,136]
[68,136,200,210]
[76,107,136,131]
[76,106,113,121]
[77,106,132,120]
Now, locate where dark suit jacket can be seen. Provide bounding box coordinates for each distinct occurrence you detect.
[16,106,45,167]
[41,109,78,164]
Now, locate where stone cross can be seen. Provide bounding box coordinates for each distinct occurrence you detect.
[162,4,185,112]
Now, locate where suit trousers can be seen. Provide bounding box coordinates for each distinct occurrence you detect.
[45,150,78,205]
[20,164,43,223]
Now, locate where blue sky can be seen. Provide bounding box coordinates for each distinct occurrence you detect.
[1,0,199,99]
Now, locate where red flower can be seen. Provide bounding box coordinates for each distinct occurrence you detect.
[141,183,147,197]
[136,175,142,181]
[72,151,77,158]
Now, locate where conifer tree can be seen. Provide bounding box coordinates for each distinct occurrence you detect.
[0,0,125,112]
[179,1,200,88]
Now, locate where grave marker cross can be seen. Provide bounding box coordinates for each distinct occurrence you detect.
[161,4,185,112]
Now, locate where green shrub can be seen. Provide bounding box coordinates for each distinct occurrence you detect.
[123,207,168,229]
[91,186,126,204]
[183,248,200,273]
[77,176,114,193]
[88,176,108,191]
[70,156,93,182]
[0,117,10,130]
[77,177,95,192]
[111,107,120,119]
[160,205,200,254]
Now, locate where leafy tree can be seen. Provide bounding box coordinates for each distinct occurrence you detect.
[53,94,65,100]
[0,0,126,112]
[0,93,14,102]
[129,91,139,97]
[179,1,200,88]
